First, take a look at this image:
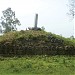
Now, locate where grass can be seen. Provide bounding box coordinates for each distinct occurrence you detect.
[0,30,75,75]
[0,30,75,46]
[0,55,75,75]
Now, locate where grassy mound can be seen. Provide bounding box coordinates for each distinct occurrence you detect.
[0,30,75,56]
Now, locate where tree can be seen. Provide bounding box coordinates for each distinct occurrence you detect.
[68,0,75,19]
[68,0,75,38]
[0,7,21,33]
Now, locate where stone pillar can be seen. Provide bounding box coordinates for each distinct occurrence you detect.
[34,14,38,29]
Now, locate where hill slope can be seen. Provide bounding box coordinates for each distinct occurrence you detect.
[0,30,75,56]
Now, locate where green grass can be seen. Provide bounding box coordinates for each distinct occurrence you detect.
[0,55,75,75]
[0,30,75,46]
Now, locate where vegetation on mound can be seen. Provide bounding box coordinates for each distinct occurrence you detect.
[0,30,75,45]
[0,30,47,41]
[0,30,75,56]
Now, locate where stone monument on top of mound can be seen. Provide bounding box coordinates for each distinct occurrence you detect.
[28,14,41,30]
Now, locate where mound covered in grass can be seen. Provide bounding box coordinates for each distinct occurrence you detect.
[0,30,75,56]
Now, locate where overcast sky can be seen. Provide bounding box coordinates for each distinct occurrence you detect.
[0,0,74,37]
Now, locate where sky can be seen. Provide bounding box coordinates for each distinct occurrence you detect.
[0,0,74,37]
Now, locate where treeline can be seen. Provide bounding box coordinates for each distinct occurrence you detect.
[0,30,75,56]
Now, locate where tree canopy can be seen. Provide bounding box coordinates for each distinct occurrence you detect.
[0,7,21,33]
[68,0,75,19]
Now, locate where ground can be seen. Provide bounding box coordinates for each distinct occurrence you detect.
[0,55,75,75]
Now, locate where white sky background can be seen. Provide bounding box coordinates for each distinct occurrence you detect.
[0,0,74,37]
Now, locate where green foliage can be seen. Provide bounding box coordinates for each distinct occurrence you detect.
[0,30,75,56]
[0,56,75,75]
[0,7,21,33]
